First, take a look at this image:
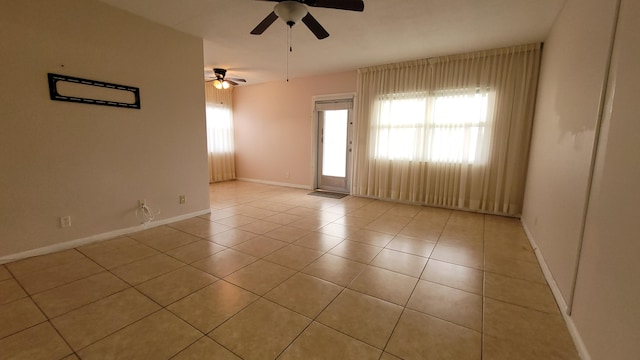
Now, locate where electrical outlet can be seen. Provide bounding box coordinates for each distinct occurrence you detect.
[179,195,186,204]
[138,199,146,208]
[60,216,72,228]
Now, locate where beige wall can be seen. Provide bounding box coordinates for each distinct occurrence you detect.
[571,0,640,358]
[524,0,640,358]
[0,0,210,259]
[232,71,357,187]
[521,0,618,303]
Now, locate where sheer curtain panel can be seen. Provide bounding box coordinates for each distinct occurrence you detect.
[352,44,541,215]
[204,83,236,182]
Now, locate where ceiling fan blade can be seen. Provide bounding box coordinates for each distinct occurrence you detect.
[226,80,239,86]
[227,77,247,83]
[307,0,364,12]
[251,11,279,35]
[302,12,329,39]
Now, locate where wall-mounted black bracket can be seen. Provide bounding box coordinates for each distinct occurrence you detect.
[48,73,141,109]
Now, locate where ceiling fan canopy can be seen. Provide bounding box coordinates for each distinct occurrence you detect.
[251,0,364,40]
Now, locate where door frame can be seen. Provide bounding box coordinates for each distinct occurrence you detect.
[311,93,355,193]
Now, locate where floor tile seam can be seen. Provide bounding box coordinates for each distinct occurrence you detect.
[425,256,485,271]
[212,214,270,225]
[69,307,194,355]
[403,302,483,334]
[134,270,220,309]
[260,243,330,266]
[299,265,365,289]
[205,253,261,279]
[341,284,411,308]
[229,241,289,259]
[482,295,563,316]
[10,251,101,284]
[222,265,299,298]
[0,319,75,357]
[161,281,258,334]
[354,259,428,283]
[79,243,161,270]
[167,334,210,360]
[480,262,487,360]
[201,333,247,360]
[4,249,87,279]
[17,257,111,297]
[428,210,454,247]
[482,268,549,285]
[307,317,391,353]
[344,237,388,249]
[107,257,190,288]
[378,265,425,355]
[0,307,49,341]
[38,284,135,321]
[325,249,379,267]
[0,269,35,308]
[209,236,255,248]
[483,252,540,266]
[377,245,431,261]
[235,224,286,236]
[135,238,203,254]
[245,252,316,277]
[44,317,76,357]
[271,316,321,359]
[0,280,29,306]
[290,238,345,254]
[156,226,223,243]
[416,276,483,297]
[369,256,427,279]
[203,296,294,343]
[161,244,230,265]
[382,244,434,259]
[266,280,348,322]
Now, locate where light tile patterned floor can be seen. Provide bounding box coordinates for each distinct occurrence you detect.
[0,181,579,359]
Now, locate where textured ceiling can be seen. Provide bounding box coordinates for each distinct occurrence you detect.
[97,0,565,85]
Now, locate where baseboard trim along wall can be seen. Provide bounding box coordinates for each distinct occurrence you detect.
[235,177,312,190]
[520,219,591,360]
[0,209,211,265]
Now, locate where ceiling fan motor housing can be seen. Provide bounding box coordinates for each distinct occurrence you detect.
[213,68,227,79]
[275,1,308,27]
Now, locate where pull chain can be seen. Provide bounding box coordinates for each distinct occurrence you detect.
[286,26,292,82]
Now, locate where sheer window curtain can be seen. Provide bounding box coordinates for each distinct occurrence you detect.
[204,83,236,183]
[352,44,541,215]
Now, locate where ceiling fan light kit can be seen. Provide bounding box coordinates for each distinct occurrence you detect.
[213,79,230,89]
[274,1,307,27]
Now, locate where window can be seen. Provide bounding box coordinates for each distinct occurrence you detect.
[205,103,234,155]
[373,90,490,164]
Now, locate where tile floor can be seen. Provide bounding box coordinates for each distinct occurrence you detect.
[0,181,579,359]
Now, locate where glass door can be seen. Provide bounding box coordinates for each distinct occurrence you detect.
[316,99,353,193]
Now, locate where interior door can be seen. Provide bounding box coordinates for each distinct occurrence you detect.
[316,99,353,193]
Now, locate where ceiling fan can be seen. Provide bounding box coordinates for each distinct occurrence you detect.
[205,68,246,89]
[250,0,365,40]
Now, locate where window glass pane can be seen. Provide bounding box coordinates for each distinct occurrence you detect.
[374,91,489,164]
[206,105,234,154]
[322,110,348,177]
[430,93,488,162]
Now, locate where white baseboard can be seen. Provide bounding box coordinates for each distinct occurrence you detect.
[520,219,591,360]
[0,209,211,265]
[235,177,312,190]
